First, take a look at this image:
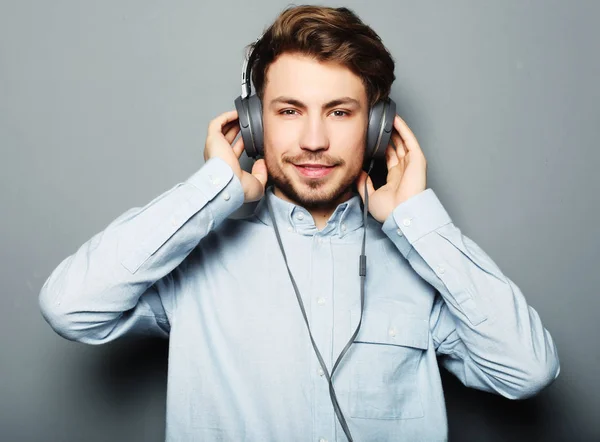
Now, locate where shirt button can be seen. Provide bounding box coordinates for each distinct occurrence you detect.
[341,223,347,232]
[388,327,397,337]
[403,218,412,227]
[317,297,325,305]
[317,367,324,376]
[222,192,230,201]
[319,438,328,442]
[171,218,178,227]
[437,266,445,275]
[296,213,305,221]
[287,226,293,232]
[396,228,403,236]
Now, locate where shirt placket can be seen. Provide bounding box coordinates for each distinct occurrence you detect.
[310,232,336,442]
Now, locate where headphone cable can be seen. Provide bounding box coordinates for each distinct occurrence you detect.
[265,159,374,442]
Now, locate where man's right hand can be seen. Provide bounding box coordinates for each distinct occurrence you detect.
[203,110,268,203]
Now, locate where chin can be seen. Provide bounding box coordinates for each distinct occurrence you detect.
[275,174,356,209]
[265,155,362,208]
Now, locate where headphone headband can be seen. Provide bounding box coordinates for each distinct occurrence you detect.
[241,37,261,99]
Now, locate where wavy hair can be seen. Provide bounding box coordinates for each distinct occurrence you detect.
[247,5,395,107]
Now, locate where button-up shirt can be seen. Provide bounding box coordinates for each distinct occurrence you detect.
[39,157,560,441]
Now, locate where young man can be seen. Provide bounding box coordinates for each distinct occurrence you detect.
[39,5,560,441]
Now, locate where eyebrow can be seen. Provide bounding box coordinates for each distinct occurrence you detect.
[269,96,362,110]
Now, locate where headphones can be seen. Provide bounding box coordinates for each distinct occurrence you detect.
[234,38,397,165]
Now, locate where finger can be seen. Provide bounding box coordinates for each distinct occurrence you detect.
[386,145,404,184]
[242,164,267,202]
[364,174,375,198]
[386,163,403,185]
[224,123,240,144]
[355,171,366,201]
[393,115,420,153]
[208,110,239,135]
[222,119,237,136]
[231,133,245,158]
[356,171,375,203]
[385,145,399,170]
[251,159,268,190]
[391,130,407,158]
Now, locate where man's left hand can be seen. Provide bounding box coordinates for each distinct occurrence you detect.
[356,115,428,223]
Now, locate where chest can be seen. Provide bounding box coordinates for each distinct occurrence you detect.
[171,233,435,355]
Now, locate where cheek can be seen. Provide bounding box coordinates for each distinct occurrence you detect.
[336,126,367,163]
[263,116,295,153]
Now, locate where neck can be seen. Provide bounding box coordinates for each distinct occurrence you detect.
[273,187,354,230]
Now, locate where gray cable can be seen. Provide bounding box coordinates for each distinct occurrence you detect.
[265,159,374,442]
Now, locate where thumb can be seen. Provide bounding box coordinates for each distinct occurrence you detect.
[356,171,375,203]
[241,159,268,203]
[251,159,268,189]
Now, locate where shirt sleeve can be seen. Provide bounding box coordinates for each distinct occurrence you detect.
[39,157,244,344]
[381,188,560,400]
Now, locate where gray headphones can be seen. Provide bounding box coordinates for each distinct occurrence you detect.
[234,38,397,164]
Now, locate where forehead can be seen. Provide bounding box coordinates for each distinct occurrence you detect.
[263,53,367,104]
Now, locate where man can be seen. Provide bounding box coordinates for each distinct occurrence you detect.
[39,5,560,441]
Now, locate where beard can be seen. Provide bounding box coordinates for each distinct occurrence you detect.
[265,151,362,210]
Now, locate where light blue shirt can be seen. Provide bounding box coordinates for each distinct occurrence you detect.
[39,157,560,441]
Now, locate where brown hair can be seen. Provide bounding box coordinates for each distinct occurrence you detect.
[247,5,395,107]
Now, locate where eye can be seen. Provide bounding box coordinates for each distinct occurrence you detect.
[331,110,349,117]
[280,109,298,116]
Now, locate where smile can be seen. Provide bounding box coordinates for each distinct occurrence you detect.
[294,164,336,178]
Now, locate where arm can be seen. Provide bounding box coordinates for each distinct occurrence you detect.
[39,157,244,344]
[382,188,560,399]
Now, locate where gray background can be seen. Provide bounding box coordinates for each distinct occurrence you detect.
[1,0,598,441]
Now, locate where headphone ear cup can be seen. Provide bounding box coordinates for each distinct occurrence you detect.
[234,95,259,158]
[247,94,264,157]
[366,98,397,161]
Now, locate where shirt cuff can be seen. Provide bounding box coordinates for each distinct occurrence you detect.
[382,188,452,258]
[185,157,244,226]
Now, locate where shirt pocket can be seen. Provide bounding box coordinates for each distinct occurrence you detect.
[348,301,429,420]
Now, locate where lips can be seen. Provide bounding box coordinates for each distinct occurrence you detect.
[294,163,335,178]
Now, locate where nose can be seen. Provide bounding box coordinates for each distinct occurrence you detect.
[299,115,329,152]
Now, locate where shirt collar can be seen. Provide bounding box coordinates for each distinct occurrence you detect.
[254,186,364,237]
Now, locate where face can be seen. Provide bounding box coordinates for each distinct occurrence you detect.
[261,53,369,210]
